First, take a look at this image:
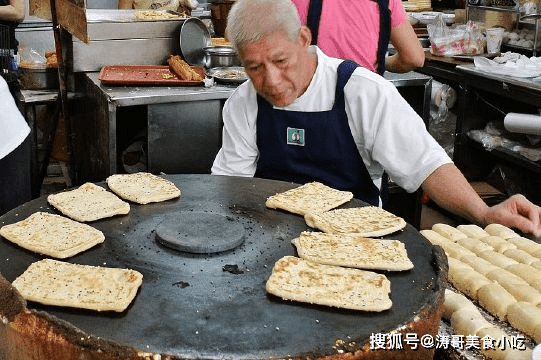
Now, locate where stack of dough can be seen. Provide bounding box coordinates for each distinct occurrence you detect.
[421,223,541,357]
[443,289,532,360]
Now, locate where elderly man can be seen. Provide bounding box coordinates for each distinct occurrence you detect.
[211,0,541,237]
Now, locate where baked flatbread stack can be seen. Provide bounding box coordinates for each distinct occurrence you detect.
[292,231,413,271]
[12,259,143,312]
[266,256,392,311]
[0,212,105,258]
[47,182,130,222]
[265,182,353,216]
[305,206,406,237]
[106,172,181,205]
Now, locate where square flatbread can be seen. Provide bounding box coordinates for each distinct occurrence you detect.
[106,172,181,205]
[0,212,105,258]
[292,231,413,271]
[12,259,143,312]
[266,256,392,311]
[305,206,406,237]
[265,182,353,216]
[47,182,130,222]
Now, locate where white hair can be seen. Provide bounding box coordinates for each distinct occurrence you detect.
[226,0,301,51]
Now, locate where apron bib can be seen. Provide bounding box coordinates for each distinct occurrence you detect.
[255,60,380,205]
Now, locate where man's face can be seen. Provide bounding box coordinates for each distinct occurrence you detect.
[238,28,313,107]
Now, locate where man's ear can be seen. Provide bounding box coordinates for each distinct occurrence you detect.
[298,25,312,48]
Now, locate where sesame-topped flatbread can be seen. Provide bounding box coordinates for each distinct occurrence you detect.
[0,212,105,258]
[266,256,392,311]
[292,231,413,271]
[47,182,130,222]
[304,206,406,237]
[106,172,181,204]
[265,182,353,216]
[12,259,143,312]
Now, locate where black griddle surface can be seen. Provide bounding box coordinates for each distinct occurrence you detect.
[0,174,442,359]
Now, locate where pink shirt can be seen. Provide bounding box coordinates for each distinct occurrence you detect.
[293,0,408,72]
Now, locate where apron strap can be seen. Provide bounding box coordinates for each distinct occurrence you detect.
[307,0,323,45]
[376,0,391,75]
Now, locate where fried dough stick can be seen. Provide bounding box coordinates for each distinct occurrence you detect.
[167,55,202,81]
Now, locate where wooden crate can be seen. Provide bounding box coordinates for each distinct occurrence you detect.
[403,0,432,12]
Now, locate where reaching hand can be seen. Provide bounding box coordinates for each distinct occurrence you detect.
[483,194,541,238]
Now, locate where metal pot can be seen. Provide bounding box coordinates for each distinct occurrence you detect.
[203,46,241,68]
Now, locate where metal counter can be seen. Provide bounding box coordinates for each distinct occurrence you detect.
[72,71,430,186]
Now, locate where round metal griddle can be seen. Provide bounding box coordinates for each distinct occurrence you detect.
[0,175,446,359]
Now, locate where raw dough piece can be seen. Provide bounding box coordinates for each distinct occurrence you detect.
[477,283,516,321]
[457,224,490,239]
[432,223,468,241]
[442,288,478,321]
[484,223,519,239]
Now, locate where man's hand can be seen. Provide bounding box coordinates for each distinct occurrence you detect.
[482,194,541,238]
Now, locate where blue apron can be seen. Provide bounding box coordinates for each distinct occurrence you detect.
[255,60,380,206]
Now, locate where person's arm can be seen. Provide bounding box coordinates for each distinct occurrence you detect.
[385,20,425,73]
[118,0,134,9]
[0,0,24,23]
[422,163,541,237]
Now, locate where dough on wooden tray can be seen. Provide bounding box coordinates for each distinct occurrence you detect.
[12,259,143,312]
[47,182,130,222]
[508,237,541,256]
[291,231,413,271]
[265,181,353,216]
[0,212,105,258]
[265,256,392,311]
[304,206,406,237]
[106,172,181,205]
[449,266,492,300]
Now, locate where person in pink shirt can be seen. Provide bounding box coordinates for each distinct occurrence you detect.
[292,0,425,74]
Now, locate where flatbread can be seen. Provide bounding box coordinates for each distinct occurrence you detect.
[305,206,406,237]
[291,231,413,271]
[266,256,392,311]
[265,182,353,216]
[12,259,143,312]
[106,172,181,204]
[0,212,105,258]
[47,182,130,222]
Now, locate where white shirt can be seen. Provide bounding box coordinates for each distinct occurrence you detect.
[211,47,451,193]
[0,76,30,160]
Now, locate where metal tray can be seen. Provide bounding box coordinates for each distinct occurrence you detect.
[179,17,211,66]
[98,65,205,86]
[207,66,248,84]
